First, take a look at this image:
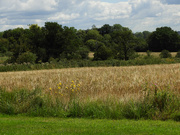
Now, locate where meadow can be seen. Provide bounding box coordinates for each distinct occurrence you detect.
[0,64,180,120]
[0,115,179,135]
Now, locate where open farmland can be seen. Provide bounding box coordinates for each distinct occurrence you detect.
[0,64,179,102]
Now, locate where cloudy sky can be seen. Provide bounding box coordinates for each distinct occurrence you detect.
[0,0,180,32]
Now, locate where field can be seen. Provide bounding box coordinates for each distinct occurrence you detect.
[0,64,179,99]
[0,64,180,120]
[0,115,180,135]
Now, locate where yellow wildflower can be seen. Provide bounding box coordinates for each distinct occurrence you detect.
[49,88,52,90]
[58,87,61,89]
[72,89,74,92]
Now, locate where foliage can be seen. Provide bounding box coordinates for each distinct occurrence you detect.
[148,27,180,52]
[175,50,180,58]
[159,50,172,58]
[16,51,37,64]
[93,45,112,60]
[111,30,137,60]
[1,23,180,63]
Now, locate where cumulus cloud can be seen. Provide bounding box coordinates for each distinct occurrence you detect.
[0,0,180,32]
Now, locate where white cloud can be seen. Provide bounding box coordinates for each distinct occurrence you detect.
[0,0,180,32]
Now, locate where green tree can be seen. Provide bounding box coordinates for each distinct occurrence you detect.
[86,29,103,41]
[99,24,112,35]
[0,38,9,53]
[42,22,63,59]
[111,30,136,60]
[148,27,180,52]
[93,45,112,60]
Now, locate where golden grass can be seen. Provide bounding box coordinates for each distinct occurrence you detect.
[0,64,180,102]
[138,52,177,57]
[88,52,178,58]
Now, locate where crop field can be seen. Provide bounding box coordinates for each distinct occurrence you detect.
[0,64,180,120]
[0,64,179,101]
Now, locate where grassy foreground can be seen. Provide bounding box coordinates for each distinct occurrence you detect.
[0,115,179,135]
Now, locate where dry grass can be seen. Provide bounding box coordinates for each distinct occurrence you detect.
[138,52,177,57]
[0,64,180,102]
[88,52,178,58]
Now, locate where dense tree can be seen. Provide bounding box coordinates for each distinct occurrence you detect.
[93,45,112,60]
[0,38,9,53]
[148,27,180,52]
[111,30,136,60]
[86,29,103,41]
[99,24,112,35]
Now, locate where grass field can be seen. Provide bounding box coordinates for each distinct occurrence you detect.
[0,64,180,120]
[0,115,179,135]
[0,64,179,99]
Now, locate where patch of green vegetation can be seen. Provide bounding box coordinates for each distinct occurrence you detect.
[0,56,180,72]
[0,56,8,64]
[0,86,179,121]
[0,116,179,135]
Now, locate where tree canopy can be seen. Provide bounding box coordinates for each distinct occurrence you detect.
[148,27,180,52]
[0,22,180,63]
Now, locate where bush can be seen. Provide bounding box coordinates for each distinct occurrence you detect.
[16,51,37,64]
[159,50,172,58]
[93,45,112,60]
[175,50,180,58]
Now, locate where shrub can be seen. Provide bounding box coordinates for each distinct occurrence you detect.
[93,45,112,60]
[159,50,172,58]
[16,51,37,64]
[175,50,180,58]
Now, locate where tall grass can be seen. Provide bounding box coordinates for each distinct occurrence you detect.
[0,64,180,120]
[0,86,179,120]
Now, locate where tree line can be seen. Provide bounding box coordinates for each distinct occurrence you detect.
[0,22,180,63]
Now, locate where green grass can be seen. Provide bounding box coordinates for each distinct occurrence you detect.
[0,115,179,135]
[0,87,179,121]
[0,56,8,64]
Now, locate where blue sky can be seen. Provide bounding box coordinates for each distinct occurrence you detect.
[0,0,180,32]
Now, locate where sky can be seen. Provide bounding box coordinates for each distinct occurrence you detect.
[0,0,180,32]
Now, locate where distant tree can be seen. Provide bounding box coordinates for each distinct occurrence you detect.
[86,29,103,41]
[111,30,136,60]
[99,24,112,35]
[42,22,63,59]
[175,50,180,58]
[112,24,123,32]
[0,38,9,53]
[134,32,148,52]
[0,32,3,38]
[148,27,180,52]
[93,45,112,60]
[85,39,104,52]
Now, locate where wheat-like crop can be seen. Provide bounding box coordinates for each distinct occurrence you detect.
[0,64,179,102]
